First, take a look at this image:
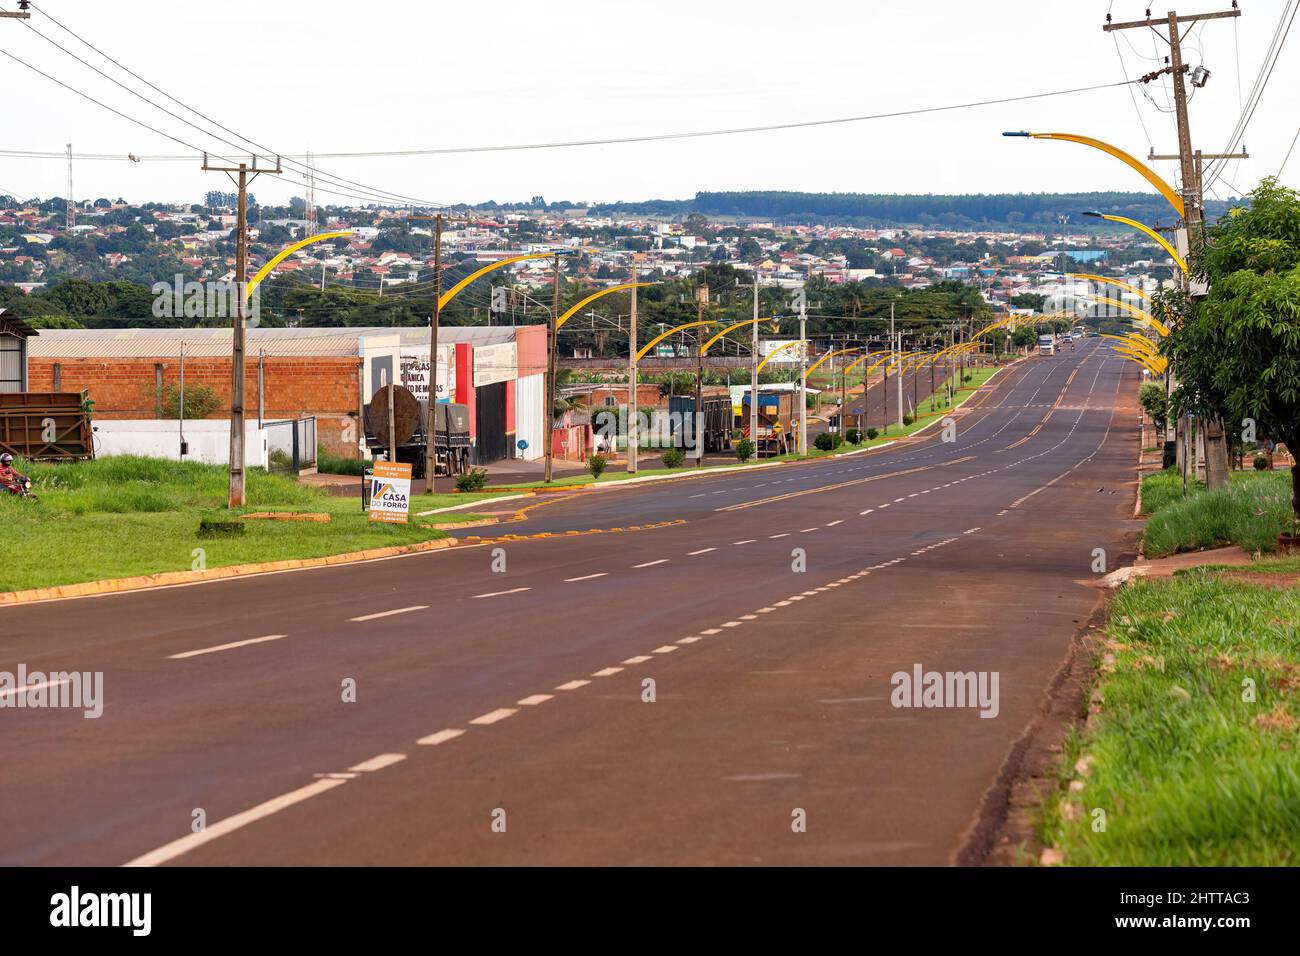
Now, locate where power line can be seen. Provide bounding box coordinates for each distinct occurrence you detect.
[1279,126,1300,179]
[1,2,446,209]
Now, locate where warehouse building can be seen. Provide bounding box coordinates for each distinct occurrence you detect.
[25,325,548,464]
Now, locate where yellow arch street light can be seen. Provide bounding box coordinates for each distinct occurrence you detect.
[1066,272,1153,304]
[755,338,805,374]
[1110,347,1166,375]
[700,316,781,355]
[439,252,557,310]
[1002,132,1184,218]
[245,230,353,301]
[1080,294,1172,337]
[1102,331,1160,355]
[1081,211,1188,275]
[555,282,653,331]
[843,348,891,374]
[806,347,861,378]
[635,319,719,362]
[1103,335,1161,363]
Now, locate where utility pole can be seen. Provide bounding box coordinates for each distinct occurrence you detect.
[202,154,281,508]
[750,279,759,453]
[65,144,74,232]
[695,283,707,466]
[628,268,639,473]
[1106,5,1242,490]
[406,213,444,491]
[798,288,808,456]
[544,252,560,483]
[892,301,903,430]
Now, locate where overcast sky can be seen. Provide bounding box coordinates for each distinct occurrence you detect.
[1,0,1295,208]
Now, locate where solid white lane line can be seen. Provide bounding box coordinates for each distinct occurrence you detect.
[124,778,349,867]
[623,655,653,664]
[592,666,624,677]
[556,679,590,691]
[472,588,531,599]
[417,728,465,746]
[348,753,406,773]
[565,573,607,582]
[169,633,288,660]
[633,559,669,568]
[517,694,553,706]
[350,605,428,622]
[688,547,717,556]
[469,708,518,725]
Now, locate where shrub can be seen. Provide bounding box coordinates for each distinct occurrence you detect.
[814,432,836,451]
[866,427,880,441]
[158,383,222,420]
[1254,455,1270,471]
[735,438,755,463]
[1138,380,1168,430]
[660,448,685,469]
[317,445,367,476]
[588,453,608,478]
[902,414,914,426]
[845,428,862,445]
[455,467,489,492]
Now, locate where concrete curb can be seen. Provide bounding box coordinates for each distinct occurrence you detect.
[0,536,461,607]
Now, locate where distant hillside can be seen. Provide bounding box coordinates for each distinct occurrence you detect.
[584,191,1232,228]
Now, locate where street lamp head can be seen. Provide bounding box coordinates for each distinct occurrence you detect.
[1001,131,1032,137]
[1082,210,1104,219]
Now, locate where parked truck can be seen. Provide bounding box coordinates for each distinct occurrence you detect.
[363,384,470,478]
[668,394,734,454]
[741,391,795,456]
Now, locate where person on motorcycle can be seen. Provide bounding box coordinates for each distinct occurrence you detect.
[0,453,24,494]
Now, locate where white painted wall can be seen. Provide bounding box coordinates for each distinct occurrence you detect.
[515,373,544,460]
[94,420,269,468]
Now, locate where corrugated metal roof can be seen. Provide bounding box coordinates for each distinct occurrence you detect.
[26,324,544,359]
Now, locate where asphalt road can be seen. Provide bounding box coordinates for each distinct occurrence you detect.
[0,338,1140,866]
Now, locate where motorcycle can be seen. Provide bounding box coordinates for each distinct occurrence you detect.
[3,474,37,500]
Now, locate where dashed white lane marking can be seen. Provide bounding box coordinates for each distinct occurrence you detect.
[124,777,349,867]
[168,633,288,659]
[826,519,844,527]
[740,614,758,620]
[773,600,792,606]
[860,508,875,515]
[348,753,406,773]
[417,728,465,746]
[469,708,518,726]
[350,605,429,622]
[689,494,705,498]
[721,621,743,628]
[592,666,624,677]
[633,559,669,568]
[677,636,702,644]
[565,572,608,582]
[688,547,717,555]
[556,679,591,691]
[623,655,653,664]
[701,627,723,635]
[0,678,69,700]
[964,527,981,534]
[800,527,819,533]
[757,607,776,613]
[517,694,553,706]
[788,595,806,602]
[652,645,679,654]
[769,533,791,539]
[893,497,906,503]
[879,503,892,508]
[733,539,757,545]
[801,590,819,596]
[471,588,531,599]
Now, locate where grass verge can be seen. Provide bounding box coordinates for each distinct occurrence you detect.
[1141,468,1294,556]
[0,455,494,593]
[1038,562,1300,865]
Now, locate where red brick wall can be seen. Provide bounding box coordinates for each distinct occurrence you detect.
[27,355,364,457]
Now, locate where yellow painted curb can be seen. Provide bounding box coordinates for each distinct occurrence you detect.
[0,536,460,607]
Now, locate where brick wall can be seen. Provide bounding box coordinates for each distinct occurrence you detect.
[27,355,364,458]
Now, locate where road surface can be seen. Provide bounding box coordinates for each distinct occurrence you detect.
[0,338,1139,865]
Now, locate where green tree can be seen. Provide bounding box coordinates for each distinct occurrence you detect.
[1166,179,1300,522]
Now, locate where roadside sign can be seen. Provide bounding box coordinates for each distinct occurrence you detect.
[367,461,413,524]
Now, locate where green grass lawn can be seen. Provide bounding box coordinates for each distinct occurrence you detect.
[1140,468,1294,556]
[0,455,495,593]
[1039,562,1300,865]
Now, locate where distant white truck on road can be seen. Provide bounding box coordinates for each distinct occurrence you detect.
[1038,334,1056,356]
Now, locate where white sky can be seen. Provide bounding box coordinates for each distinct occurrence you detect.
[1,0,1296,207]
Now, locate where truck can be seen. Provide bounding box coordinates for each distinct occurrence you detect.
[363,383,470,478]
[741,391,795,456]
[668,394,734,454]
[1038,334,1056,356]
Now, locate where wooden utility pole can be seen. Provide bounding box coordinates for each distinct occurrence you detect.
[1107,6,1241,490]
[694,283,707,465]
[202,154,281,508]
[628,267,639,474]
[544,252,560,483]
